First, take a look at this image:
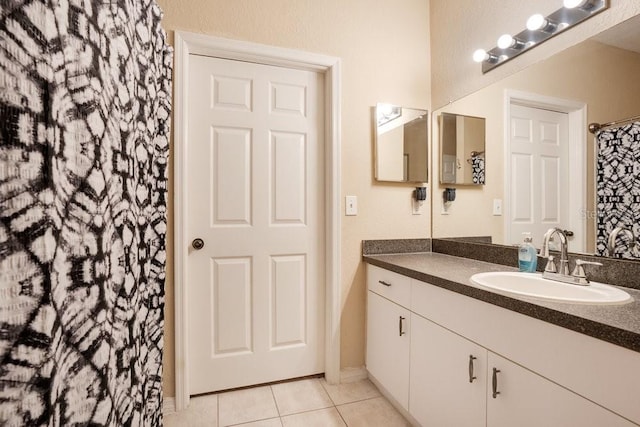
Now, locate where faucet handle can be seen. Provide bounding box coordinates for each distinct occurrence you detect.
[544,255,557,273]
[571,259,603,280]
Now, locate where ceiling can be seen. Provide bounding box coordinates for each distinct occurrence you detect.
[592,14,640,54]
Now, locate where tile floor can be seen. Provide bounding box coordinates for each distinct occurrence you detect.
[165,377,412,427]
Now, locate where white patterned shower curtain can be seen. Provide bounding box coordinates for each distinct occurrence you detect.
[0,1,172,425]
[595,121,640,258]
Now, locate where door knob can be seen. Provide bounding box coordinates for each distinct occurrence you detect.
[563,229,574,237]
[192,238,205,250]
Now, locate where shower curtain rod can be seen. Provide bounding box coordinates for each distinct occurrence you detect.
[588,114,640,134]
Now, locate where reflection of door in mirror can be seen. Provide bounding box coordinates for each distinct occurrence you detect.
[439,112,485,185]
[504,92,587,254]
[507,105,570,249]
[440,114,457,183]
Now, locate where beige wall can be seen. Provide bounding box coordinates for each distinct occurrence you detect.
[431,40,640,249]
[157,0,432,398]
[430,0,640,109]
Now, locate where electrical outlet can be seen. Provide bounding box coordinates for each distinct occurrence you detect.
[345,195,358,216]
[441,200,451,215]
[412,200,423,215]
[493,199,502,216]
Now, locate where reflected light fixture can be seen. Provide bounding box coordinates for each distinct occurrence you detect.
[563,0,593,9]
[472,0,608,73]
[376,103,402,126]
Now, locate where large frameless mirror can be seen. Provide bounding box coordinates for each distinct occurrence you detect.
[431,14,640,259]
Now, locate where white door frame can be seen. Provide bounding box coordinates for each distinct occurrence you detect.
[173,31,342,411]
[503,90,587,252]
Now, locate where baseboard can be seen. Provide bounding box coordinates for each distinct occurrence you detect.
[163,397,176,415]
[340,366,368,383]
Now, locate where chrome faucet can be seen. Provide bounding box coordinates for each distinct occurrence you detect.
[607,226,636,258]
[540,227,569,275]
[540,227,602,285]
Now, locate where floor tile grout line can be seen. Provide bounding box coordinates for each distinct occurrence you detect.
[334,395,383,408]
[319,378,384,407]
[269,384,282,418]
[188,378,386,427]
[334,403,349,427]
[273,395,384,427]
[225,414,283,427]
[318,378,339,407]
[277,403,337,419]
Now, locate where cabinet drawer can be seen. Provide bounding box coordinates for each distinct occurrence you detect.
[367,264,411,308]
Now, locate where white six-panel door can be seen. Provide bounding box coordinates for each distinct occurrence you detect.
[508,104,569,248]
[186,55,325,394]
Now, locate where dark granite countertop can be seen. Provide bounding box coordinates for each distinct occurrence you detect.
[363,252,640,353]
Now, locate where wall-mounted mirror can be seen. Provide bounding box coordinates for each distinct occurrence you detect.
[431,14,640,258]
[439,113,486,185]
[375,103,428,183]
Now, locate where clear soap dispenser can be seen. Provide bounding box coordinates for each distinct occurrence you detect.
[518,232,538,273]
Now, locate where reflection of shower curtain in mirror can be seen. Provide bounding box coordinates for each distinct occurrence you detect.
[595,122,640,258]
[471,155,485,184]
[0,1,172,425]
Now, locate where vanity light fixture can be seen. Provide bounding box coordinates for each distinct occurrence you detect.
[526,14,558,33]
[473,0,608,73]
[497,34,526,50]
[472,49,499,63]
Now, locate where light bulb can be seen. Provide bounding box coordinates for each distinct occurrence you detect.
[498,34,526,50]
[527,13,558,33]
[527,14,546,31]
[379,104,394,117]
[473,49,488,63]
[563,0,589,9]
[497,34,514,49]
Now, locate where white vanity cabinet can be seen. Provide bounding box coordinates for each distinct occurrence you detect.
[487,352,634,427]
[408,314,635,427]
[365,263,640,427]
[409,313,487,427]
[366,265,412,410]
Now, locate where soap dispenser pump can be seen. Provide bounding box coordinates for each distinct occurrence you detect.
[518,232,538,273]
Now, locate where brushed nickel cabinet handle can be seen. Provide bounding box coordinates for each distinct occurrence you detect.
[379,280,392,287]
[399,316,406,336]
[492,368,501,398]
[468,355,477,383]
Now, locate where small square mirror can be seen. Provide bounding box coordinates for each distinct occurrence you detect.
[374,103,428,183]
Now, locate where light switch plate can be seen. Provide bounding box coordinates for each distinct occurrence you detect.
[493,199,502,216]
[345,195,358,216]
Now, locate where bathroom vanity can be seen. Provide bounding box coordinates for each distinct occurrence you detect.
[364,252,640,427]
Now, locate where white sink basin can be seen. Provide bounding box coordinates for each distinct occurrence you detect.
[470,272,633,305]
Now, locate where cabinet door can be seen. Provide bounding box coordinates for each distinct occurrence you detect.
[410,314,487,427]
[487,353,635,427]
[366,290,410,410]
